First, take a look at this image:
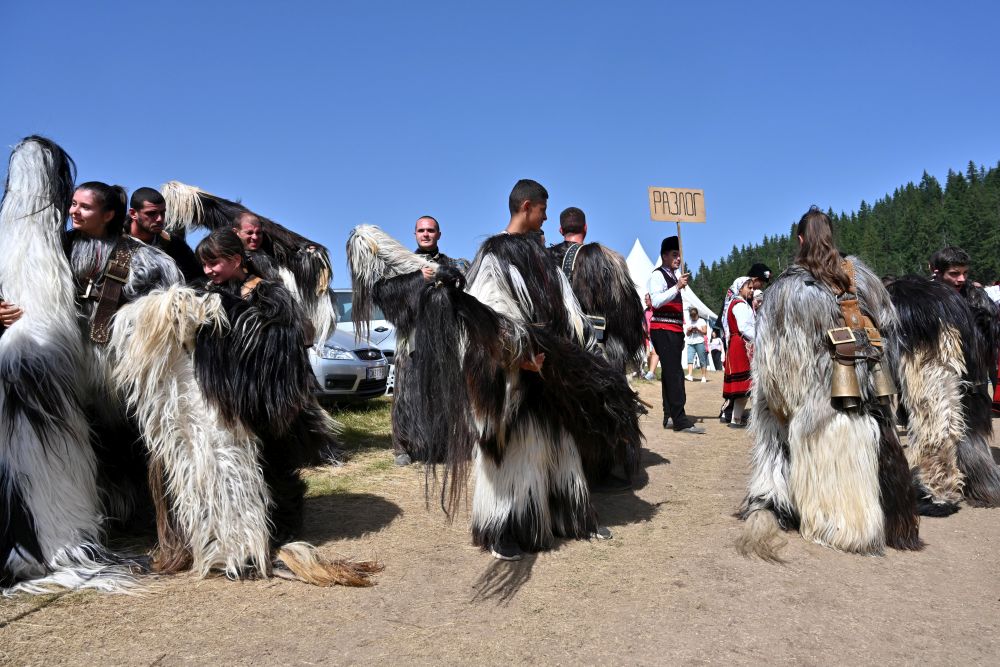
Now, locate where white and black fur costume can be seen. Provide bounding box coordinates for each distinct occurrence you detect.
[160,181,336,346]
[887,276,1000,511]
[548,241,646,374]
[738,258,921,558]
[0,136,134,593]
[348,225,643,553]
[111,275,381,586]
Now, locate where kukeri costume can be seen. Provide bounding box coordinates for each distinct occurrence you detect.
[887,276,1000,511]
[111,275,381,586]
[348,225,643,554]
[548,240,645,374]
[0,137,135,593]
[738,258,920,558]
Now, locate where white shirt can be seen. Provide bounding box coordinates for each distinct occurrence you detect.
[730,299,756,341]
[685,317,707,345]
[647,267,680,308]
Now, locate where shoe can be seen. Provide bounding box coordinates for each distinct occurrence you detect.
[701,377,708,383]
[685,374,694,381]
[677,425,706,434]
[394,453,412,466]
[590,526,613,540]
[490,539,524,561]
[644,372,655,380]
[662,417,673,429]
[728,421,747,429]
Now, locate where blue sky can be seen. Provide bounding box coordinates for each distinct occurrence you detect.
[3,1,998,286]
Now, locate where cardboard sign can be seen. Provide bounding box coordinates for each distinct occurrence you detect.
[648,187,706,223]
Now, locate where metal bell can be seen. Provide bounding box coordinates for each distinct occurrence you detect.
[871,362,897,405]
[831,359,862,409]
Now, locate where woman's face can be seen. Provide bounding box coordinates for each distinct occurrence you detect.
[202,254,244,284]
[739,281,754,299]
[644,294,652,308]
[69,189,114,237]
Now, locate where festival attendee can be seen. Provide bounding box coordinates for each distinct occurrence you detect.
[748,262,772,290]
[346,179,643,561]
[414,215,469,276]
[707,327,724,371]
[0,137,136,593]
[738,207,919,558]
[722,278,755,428]
[887,275,1000,511]
[643,293,659,380]
[547,206,645,374]
[647,236,705,433]
[161,181,336,346]
[127,187,202,282]
[684,307,709,383]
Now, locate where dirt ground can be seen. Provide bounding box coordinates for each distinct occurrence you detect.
[2,377,998,665]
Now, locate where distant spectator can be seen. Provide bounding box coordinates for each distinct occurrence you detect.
[684,307,708,383]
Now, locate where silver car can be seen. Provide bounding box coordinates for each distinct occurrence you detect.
[310,328,389,405]
[332,288,398,394]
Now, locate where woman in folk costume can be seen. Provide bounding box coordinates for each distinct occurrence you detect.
[721,277,755,428]
[0,137,137,593]
[111,228,380,586]
[738,207,920,559]
[347,179,643,561]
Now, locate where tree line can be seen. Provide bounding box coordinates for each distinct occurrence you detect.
[693,160,1000,314]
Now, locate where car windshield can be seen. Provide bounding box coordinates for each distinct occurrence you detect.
[334,291,387,322]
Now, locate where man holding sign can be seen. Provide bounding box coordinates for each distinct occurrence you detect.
[647,236,705,434]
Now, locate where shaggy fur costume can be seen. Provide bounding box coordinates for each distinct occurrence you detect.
[160,181,336,346]
[111,283,380,586]
[548,242,646,373]
[348,225,644,553]
[0,136,135,594]
[888,276,1000,509]
[738,258,921,558]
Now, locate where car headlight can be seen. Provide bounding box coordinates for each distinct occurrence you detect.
[319,345,355,360]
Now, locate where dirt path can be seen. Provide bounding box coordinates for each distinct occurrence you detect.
[2,378,998,665]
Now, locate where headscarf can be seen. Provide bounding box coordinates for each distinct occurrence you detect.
[722,276,752,341]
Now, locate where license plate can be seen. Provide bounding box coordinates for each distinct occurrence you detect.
[367,366,387,380]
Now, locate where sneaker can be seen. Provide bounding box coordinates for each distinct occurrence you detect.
[662,417,673,429]
[701,377,708,383]
[490,539,524,561]
[394,453,412,466]
[685,374,694,381]
[590,526,613,540]
[644,371,655,380]
[677,425,706,434]
[728,421,747,429]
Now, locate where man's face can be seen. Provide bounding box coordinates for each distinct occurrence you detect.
[525,200,547,231]
[235,215,263,251]
[130,201,166,236]
[940,265,969,290]
[663,249,681,270]
[414,218,441,250]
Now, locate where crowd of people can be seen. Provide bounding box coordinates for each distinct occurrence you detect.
[2,134,999,595]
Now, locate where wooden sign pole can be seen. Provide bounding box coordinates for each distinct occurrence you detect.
[676,221,683,273]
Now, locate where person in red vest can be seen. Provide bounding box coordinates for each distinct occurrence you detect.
[646,236,705,434]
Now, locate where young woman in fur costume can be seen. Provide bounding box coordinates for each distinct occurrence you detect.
[347,179,644,562]
[738,207,920,559]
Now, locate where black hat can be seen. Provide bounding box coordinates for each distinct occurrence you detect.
[748,262,772,284]
[660,236,679,255]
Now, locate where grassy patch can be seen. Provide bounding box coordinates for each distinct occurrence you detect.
[326,397,393,455]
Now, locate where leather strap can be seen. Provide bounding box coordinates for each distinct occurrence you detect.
[90,238,135,344]
[240,275,263,300]
[561,243,582,280]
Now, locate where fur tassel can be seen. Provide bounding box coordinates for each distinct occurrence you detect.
[736,510,786,563]
[275,542,383,587]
